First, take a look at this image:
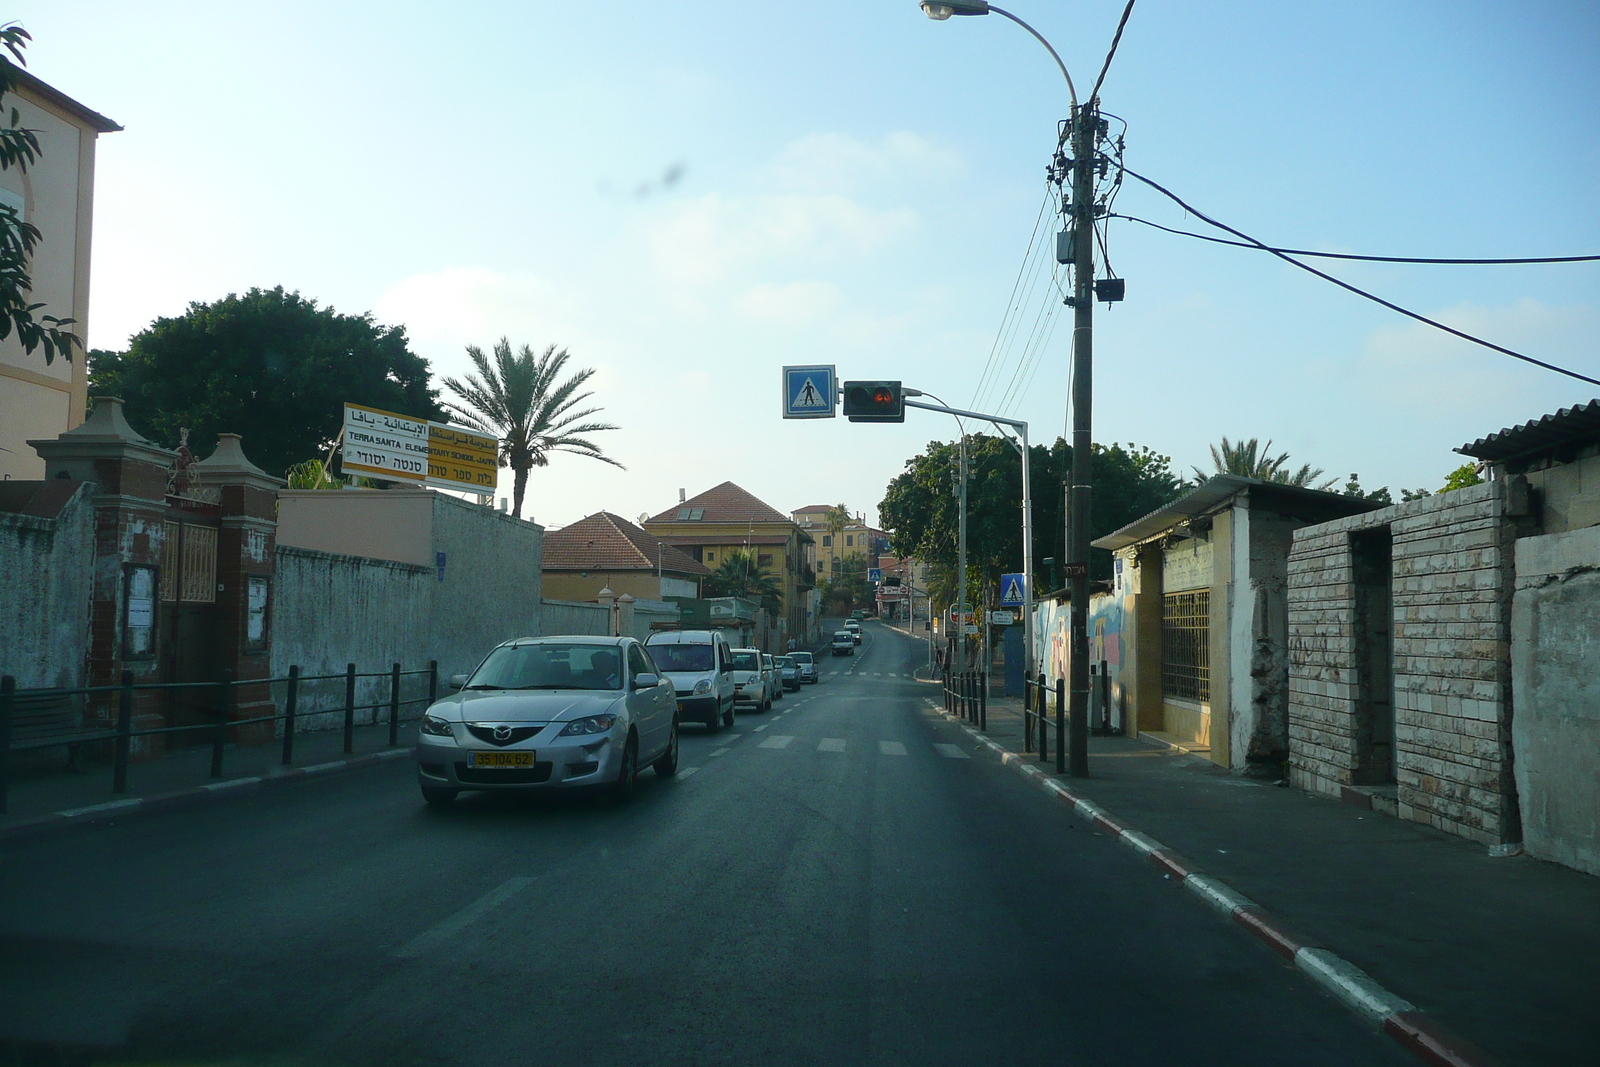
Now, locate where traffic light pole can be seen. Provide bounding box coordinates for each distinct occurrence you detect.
[1065,102,1096,778]
[904,396,1033,684]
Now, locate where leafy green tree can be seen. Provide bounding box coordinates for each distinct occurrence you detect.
[879,437,1185,593]
[702,548,783,615]
[0,25,79,364]
[820,551,873,613]
[442,337,622,519]
[89,287,439,477]
[1340,473,1393,506]
[1440,462,1484,493]
[1195,436,1334,490]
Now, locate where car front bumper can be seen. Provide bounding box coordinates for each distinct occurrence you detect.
[414,728,624,791]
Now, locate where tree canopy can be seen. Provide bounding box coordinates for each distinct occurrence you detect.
[89,287,440,477]
[701,549,783,616]
[879,437,1185,603]
[1194,436,1334,489]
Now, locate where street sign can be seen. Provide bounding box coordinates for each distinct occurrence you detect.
[948,608,976,624]
[987,610,1015,626]
[868,567,883,582]
[1064,562,1088,579]
[782,365,836,419]
[1000,573,1027,606]
[962,623,980,635]
[342,403,430,482]
[426,422,499,494]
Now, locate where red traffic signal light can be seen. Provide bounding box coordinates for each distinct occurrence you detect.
[842,380,905,423]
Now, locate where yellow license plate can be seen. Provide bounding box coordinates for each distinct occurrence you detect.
[468,751,534,768]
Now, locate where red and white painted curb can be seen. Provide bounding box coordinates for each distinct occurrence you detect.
[936,706,1504,1067]
[0,748,412,843]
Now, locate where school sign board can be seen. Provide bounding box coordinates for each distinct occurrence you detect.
[342,403,500,494]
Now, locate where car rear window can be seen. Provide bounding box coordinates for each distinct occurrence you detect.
[731,651,761,670]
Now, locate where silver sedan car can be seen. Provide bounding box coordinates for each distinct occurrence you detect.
[415,636,679,807]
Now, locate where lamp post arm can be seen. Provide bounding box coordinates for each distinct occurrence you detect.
[989,5,1077,110]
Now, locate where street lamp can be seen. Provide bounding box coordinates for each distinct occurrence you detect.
[919,1,1091,778]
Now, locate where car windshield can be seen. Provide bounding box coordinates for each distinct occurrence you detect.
[468,642,623,691]
[834,633,851,641]
[648,643,715,673]
[792,653,813,664]
[776,657,794,667]
[731,651,761,671]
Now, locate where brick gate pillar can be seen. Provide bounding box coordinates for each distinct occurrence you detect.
[29,397,177,746]
[191,434,284,743]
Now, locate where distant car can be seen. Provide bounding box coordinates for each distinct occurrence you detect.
[775,655,801,691]
[415,635,678,807]
[762,653,783,701]
[850,610,865,620]
[831,631,854,656]
[844,620,862,645]
[791,651,818,684]
[730,648,772,711]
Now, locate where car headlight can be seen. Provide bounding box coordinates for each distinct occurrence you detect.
[692,678,712,695]
[560,713,618,736]
[421,715,455,737]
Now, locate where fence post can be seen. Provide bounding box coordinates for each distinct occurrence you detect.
[979,670,988,731]
[1056,676,1067,774]
[962,672,971,721]
[388,662,401,747]
[211,670,233,778]
[1038,673,1049,763]
[112,670,134,793]
[343,663,356,756]
[282,665,299,766]
[428,660,439,705]
[0,675,14,814]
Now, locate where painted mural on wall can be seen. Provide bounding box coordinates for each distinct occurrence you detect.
[1031,555,1129,686]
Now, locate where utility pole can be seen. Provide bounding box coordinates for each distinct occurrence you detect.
[1065,101,1098,778]
[954,435,969,670]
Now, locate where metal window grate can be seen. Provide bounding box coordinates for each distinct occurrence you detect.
[160,521,181,602]
[1162,590,1209,702]
[180,526,218,603]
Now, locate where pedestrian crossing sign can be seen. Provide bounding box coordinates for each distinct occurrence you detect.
[1000,573,1027,606]
[782,365,836,419]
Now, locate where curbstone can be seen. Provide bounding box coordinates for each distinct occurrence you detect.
[1295,948,1416,1025]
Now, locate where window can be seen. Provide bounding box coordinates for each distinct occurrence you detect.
[758,553,773,568]
[647,643,714,673]
[846,535,853,547]
[468,642,624,691]
[160,522,217,603]
[822,535,831,547]
[676,507,705,520]
[627,644,652,679]
[705,551,715,562]
[1162,590,1209,702]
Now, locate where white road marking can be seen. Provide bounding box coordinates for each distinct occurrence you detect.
[708,748,731,758]
[818,738,846,752]
[879,740,907,756]
[759,735,794,749]
[934,743,971,759]
[679,767,700,778]
[754,724,769,731]
[396,877,535,958]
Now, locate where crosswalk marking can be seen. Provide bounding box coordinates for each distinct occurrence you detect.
[818,738,846,752]
[753,724,769,731]
[759,735,794,749]
[933,743,971,759]
[709,748,731,758]
[679,767,700,778]
[878,740,907,756]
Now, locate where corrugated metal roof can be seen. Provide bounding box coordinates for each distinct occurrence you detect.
[1091,474,1382,552]
[1456,398,1600,463]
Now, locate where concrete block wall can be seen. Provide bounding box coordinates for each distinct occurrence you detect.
[1287,482,1519,846]
[0,484,95,688]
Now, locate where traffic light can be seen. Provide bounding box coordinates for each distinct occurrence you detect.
[841,380,904,423]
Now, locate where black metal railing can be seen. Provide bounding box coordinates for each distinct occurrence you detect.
[1023,673,1066,772]
[0,661,438,814]
[941,668,988,731]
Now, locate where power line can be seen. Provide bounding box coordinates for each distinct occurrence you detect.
[1110,213,1600,264]
[971,185,1054,411]
[1115,164,1600,388]
[1089,0,1137,104]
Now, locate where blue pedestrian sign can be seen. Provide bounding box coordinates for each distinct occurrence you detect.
[782,365,836,419]
[868,567,883,582]
[1000,573,1027,606]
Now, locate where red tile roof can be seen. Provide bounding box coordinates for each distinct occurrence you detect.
[645,481,791,525]
[543,512,710,575]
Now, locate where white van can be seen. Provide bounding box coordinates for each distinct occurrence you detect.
[644,630,737,730]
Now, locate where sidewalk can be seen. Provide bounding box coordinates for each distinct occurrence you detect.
[0,719,416,838]
[957,691,1597,1067]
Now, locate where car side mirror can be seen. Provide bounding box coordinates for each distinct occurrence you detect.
[448,674,469,691]
[632,672,659,690]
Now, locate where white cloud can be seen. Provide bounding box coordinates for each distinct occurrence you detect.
[734,280,842,325]
[372,267,587,356]
[762,131,966,194]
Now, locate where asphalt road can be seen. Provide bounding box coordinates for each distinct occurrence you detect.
[0,621,1410,1066]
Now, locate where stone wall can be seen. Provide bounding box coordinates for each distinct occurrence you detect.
[1511,524,1600,875]
[1287,481,1521,846]
[0,482,94,688]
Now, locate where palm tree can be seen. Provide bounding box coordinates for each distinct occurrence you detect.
[1194,436,1334,490]
[704,549,784,615]
[442,338,623,518]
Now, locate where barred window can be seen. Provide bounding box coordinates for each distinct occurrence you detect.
[1162,590,1209,702]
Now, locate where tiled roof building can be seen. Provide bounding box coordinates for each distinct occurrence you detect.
[542,512,708,603]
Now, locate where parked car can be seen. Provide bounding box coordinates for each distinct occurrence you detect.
[831,631,854,656]
[845,619,862,645]
[415,635,678,807]
[776,655,801,691]
[850,610,865,621]
[790,651,818,684]
[762,653,783,701]
[644,629,736,729]
[730,648,772,711]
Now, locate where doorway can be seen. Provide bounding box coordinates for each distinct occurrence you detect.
[1351,528,1395,785]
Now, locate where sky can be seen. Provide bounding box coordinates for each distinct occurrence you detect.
[15,0,1600,531]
